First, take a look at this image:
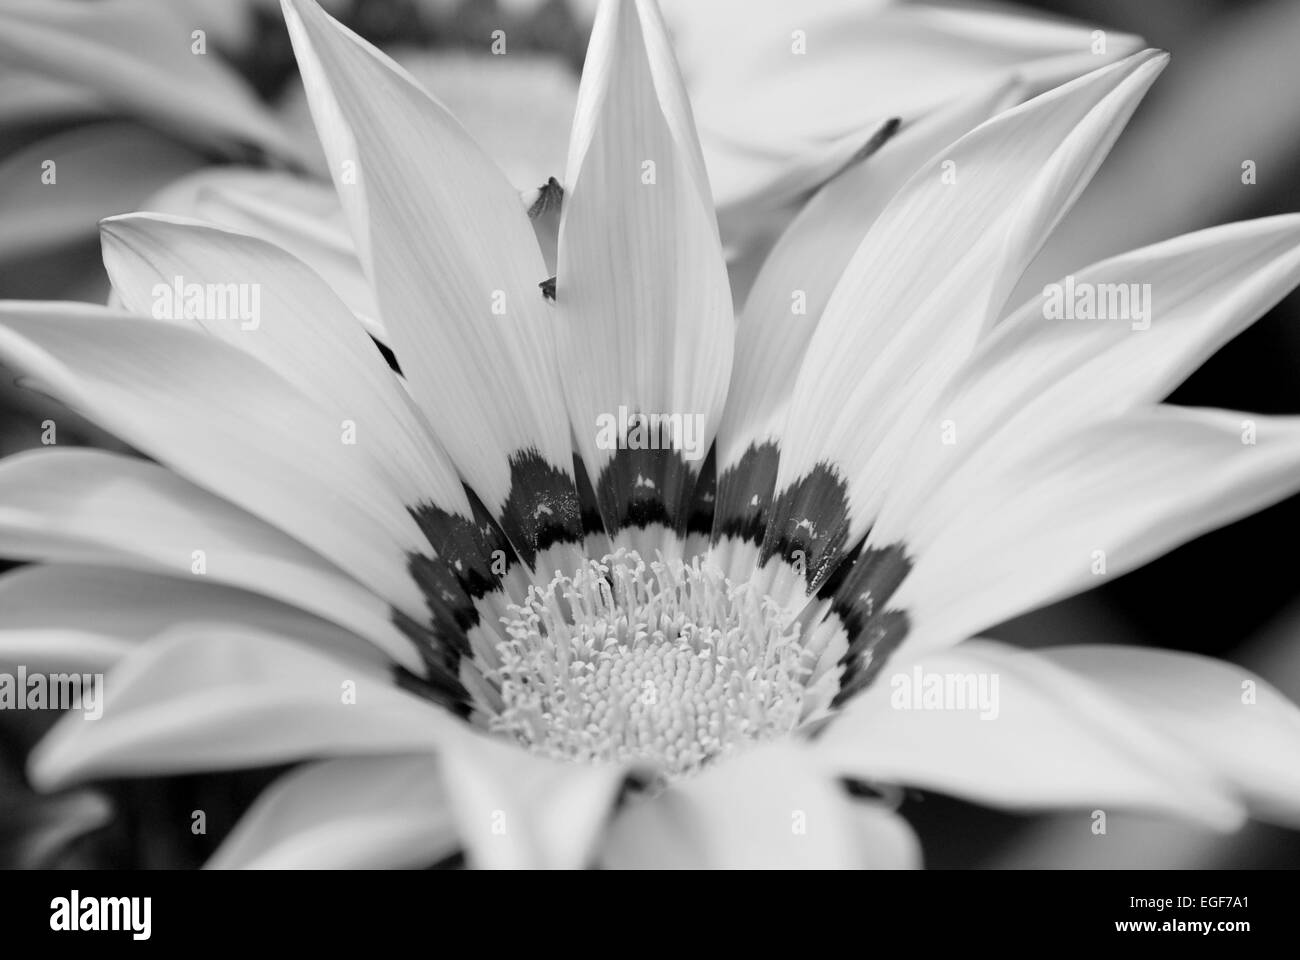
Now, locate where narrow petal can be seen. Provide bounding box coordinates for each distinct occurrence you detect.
[1016,0,1300,299]
[143,167,383,340]
[813,640,1245,829]
[281,0,585,568]
[0,563,387,676]
[28,625,462,791]
[1042,646,1300,828]
[601,741,918,868]
[709,118,899,259]
[889,407,1300,661]
[556,0,733,552]
[101,215,522,647]
[762,52,1167,601]
[0,303,432,623]
[207,755,457,869]
[712,79,1018,579]
[100,213,466,514]
[0,449,420,671]
[877,215,1300,539]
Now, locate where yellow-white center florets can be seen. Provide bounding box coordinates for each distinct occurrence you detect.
[493,550,810,778]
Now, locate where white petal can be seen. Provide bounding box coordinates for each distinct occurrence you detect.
[768,52,1167,588]
[0,563,387,676]
[207,754,457,869]
[0,303,430,622]
[28,624,461,791]
[303,48,579,192]
[556,0,732,545]
[436,730,634,869]
[814,640,1244,829]
[143,167,383,340]
[877,215,1300,541]
[1042,646,1300,828]
[0,448,419,670]
[892,407,1300,657]
[281,0,584,563]
[1015,0,1300,301]
[708,120,897,256]
[713,80,1018,544]
[100,213,467,513]
[601,740,918,868]
[675,0,1141,212]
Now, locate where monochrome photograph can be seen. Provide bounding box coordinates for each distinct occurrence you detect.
[0,0,1296,910]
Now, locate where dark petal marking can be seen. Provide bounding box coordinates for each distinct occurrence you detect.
[395,538,500,714]
[711,441,780,547]
[832,610,911,707]
[372,334,400,374]
[393,664,472,719]
[818,541,911,645]
[402,556,475,646]
[817,541,913,706]
[408,490,517,601]
[390,608,472,715]
[400,545,477,709]
[496,448,585,568]
[719,449,913,706]
[571,453,610,538]
[685,445,717,538]
[539,276,556,301]
[760,461,853,592]
[593,444,698,537]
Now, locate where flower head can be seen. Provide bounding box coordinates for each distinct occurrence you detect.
[3,0,1300,868]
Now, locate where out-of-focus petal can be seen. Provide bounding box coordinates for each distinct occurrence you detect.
[207,754,457,869]
[602,741,920,868]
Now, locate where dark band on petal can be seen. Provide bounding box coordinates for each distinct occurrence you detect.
[593,445,698,536]
[572,453,610,537]
[395,497,498,707]
[392,664,472,718]
[390,607,472,716]
[833,610,910,706]
[497,448,585,567]
[405,554,476,642]
[760,461,853,591]
[685,446,717,537]
[816,540,913,707]
[712,441,780,546]
[408,497,514,601]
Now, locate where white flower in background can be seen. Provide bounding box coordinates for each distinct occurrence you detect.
[0,0,1152,306]
[655,0,1143,255]
[3,0,1300,868]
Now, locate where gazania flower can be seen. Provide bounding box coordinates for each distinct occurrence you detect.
[3,0,1300,869]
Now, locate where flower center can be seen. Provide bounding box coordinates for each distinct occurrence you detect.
[492,550,809,778]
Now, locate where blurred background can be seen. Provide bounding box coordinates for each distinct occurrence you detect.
[1,0,1298,868]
